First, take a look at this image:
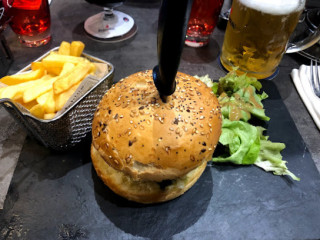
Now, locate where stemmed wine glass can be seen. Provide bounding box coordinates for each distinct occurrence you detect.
[84,0,136,42]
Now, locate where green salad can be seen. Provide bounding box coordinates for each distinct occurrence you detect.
[196,70,300,181]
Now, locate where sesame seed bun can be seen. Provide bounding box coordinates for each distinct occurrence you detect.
[91,70,221,203]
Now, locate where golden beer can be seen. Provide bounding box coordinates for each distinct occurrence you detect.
[220,0,305,79]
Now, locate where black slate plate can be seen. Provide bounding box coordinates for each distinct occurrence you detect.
[1,80,320,240]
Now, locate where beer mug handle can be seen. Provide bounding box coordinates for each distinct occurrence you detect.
[286,27,320,53]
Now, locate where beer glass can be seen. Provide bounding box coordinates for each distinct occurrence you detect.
[185,0,224,47]
[9,0,51,47]
[220,0,320,79]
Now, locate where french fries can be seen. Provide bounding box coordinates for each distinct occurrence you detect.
[23,76,57,103]
[29,104,45,119]
[70,41,85,57]
[55,82,81,111]
[58,41,71,55]
[0,68,45,85]
[42,52,86,68]
[53,61,91,94]
[0,40,93,119]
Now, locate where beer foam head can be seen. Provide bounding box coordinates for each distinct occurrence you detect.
[239,0,305,15]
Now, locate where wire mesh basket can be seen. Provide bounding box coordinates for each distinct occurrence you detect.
[0,47,114,151]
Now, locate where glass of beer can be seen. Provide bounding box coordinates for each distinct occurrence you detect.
[185,0,224,47]
[9,0,51,47]
[220,0,305,79]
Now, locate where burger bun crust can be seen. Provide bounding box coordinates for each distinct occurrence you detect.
[91,70,221,203]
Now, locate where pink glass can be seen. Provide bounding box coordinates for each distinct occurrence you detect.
[185,0,224,47]
[9,0,51,47]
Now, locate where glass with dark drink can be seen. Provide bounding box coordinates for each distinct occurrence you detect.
[84,0,136,41]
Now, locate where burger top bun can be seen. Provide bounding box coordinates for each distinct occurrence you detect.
[91,70,221,182]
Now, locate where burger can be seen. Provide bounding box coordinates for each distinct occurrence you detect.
[91,70,222,204]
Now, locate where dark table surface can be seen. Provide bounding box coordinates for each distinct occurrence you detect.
[1,0,320,239]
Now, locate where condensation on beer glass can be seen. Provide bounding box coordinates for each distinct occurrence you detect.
[185,0,224,47]
[9,0,51,47]
[220,0,305,79]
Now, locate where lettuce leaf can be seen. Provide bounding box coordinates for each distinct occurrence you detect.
[218,85,270,121]
[218,71,269,122]
[196,72,300,181]
[212,119,260,165]
[255,136,300,181]
[217,68,262,95]
[212,119,300,181]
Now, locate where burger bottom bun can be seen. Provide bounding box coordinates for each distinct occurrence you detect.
[91,145,208,204]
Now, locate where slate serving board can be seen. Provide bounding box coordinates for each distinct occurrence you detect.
[1,80,320,240]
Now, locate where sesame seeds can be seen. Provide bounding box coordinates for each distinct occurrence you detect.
[125,154,132,163]
[192,128,198,135]
[158,117,164,124]
[165,146,171,153]
[183,126,188,132]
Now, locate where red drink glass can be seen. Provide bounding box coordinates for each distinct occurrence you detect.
[9,0,51,47]
[185,0,224,47]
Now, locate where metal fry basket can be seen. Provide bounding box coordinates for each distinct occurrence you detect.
[0,47,114,151]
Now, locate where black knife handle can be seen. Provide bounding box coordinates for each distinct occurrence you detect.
[153,0,193,100]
